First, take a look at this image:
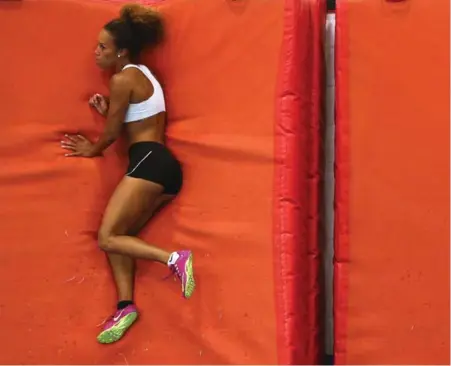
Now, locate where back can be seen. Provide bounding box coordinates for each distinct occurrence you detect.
[122,64,167,144]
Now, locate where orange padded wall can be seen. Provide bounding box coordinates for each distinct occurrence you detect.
[334,0,450,364]
[0,0,324,364]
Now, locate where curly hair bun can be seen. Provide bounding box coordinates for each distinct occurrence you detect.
[120,3,160,26]
[120,3,164,48]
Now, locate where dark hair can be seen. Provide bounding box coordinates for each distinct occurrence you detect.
[104,3,164,59]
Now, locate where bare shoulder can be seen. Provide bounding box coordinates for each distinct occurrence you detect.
[110,71,133,92]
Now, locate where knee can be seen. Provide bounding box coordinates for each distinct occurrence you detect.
[98,228,115,252]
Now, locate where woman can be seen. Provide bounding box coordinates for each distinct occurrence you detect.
[60,4,195,344]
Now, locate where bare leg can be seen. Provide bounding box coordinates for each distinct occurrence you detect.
[96,177,192,344]
[107,255,135,302]
[106,194,174,302]
[98,175,194,299]
[98,176,177,259]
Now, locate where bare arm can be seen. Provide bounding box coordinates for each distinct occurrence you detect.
[89,75,131,156]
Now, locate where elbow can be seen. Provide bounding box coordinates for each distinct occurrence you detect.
[108,134,120,143]
[105,130,121,143]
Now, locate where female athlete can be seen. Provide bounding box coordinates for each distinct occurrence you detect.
[60,3,195,344]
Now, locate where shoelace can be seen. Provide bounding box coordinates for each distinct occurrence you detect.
[96,310,123,327]
[162,263,181,281]
[96,316,110,327]
[162,264,186,298]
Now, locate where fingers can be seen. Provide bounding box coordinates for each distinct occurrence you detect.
[64,152,82,157]
[64,134,88,141]
[61,135,81,151]
[61,140,81,156]
[61,134,76,150]
[64,134,79,143]
[61,141,76,151]
[89,94,103,107]
[61,134,88,157]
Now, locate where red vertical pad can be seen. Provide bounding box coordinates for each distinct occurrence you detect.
[274,0,325,364]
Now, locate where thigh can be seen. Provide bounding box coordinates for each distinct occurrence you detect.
[127,193,175,236]
[100,176,164,236]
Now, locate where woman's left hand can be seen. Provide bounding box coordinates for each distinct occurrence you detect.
[61,134,97,157]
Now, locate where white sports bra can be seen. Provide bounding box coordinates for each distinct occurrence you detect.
[122,64,166,123]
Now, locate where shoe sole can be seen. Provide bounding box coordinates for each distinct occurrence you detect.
[97,312,138,344]
[184,252,196,299]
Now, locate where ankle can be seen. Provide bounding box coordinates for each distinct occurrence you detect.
[117,300,134,310]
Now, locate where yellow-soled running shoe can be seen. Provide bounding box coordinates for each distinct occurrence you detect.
[97,305,138,344]
[168,250,196,299]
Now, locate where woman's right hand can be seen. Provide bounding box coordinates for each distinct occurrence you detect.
[89,93,109,116]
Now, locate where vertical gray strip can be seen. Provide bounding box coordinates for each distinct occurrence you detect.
[323,12,336,357]
[126,150,153,176]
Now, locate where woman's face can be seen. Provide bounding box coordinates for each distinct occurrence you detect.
[94,29,119,69]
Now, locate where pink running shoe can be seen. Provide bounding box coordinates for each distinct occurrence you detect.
[97,304,138,344]
[168,250,196,299]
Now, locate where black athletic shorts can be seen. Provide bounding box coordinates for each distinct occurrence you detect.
[126,141,183,195]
